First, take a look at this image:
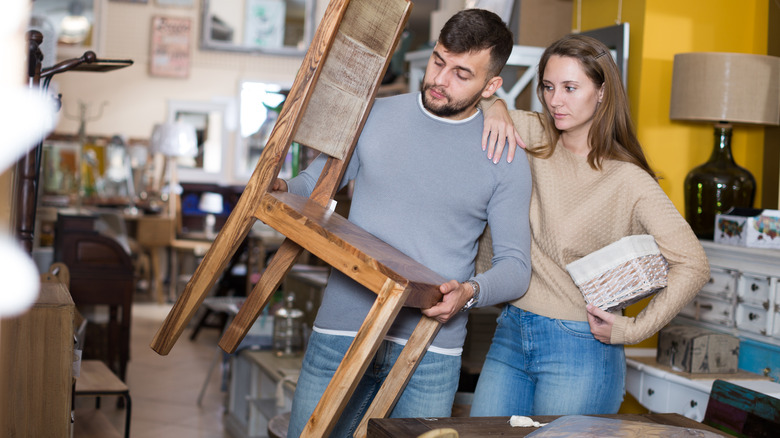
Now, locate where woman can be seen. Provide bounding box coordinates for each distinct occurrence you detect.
[469,34,710,416]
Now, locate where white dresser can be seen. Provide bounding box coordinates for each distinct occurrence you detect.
[625,240,780,420]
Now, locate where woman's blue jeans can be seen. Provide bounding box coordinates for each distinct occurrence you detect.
[470,305,625,416]
[288,331,461,437]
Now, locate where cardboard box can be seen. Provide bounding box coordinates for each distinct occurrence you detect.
[656,325,739,373]
[714,208,780,249]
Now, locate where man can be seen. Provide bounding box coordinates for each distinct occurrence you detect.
[281,9,532,437]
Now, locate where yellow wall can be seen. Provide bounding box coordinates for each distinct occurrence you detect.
[577,0,772,414]
[578,0,769,211]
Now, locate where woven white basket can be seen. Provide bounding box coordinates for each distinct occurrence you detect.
[565,235,668,312]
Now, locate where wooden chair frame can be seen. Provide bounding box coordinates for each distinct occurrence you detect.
[151,1,449,436]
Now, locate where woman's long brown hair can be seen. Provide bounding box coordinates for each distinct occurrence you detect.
[529,34,655,178]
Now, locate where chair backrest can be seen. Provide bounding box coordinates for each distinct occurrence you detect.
[703,379,780,437]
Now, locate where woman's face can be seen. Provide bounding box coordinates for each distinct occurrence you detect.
[541,55,603,138]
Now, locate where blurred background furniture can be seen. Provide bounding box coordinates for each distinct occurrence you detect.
[626,241,780,421]
[74,359,132,438]
[54,211,133,382]
[703,379,780,437]
[0,273,75,438]
[134,214,175,304]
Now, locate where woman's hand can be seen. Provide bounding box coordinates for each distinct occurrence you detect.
[586,304,615,344]
[482,98,525,164]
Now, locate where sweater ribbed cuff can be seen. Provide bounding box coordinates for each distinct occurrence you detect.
[610,315,629,345]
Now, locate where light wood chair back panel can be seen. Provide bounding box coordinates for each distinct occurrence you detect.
[294,1,408,159]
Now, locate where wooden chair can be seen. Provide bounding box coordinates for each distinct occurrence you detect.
[151,1,450,436]
[703,379,780,437]
[55,212,134,382]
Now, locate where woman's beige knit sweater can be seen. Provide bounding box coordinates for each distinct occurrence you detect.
[490,111,710,345]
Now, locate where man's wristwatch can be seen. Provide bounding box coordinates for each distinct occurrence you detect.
[461,280,480,312]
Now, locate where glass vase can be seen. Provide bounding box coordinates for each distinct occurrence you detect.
[684,124,755,240]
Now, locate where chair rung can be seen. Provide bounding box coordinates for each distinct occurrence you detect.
[255,191,444,309]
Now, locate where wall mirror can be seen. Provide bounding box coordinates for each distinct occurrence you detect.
[235,81,291,180]
[201,0,316,56]
[167,100,229,183]
[30,0,104,65]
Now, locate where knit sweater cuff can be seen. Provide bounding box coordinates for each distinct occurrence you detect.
[610,315,630,345]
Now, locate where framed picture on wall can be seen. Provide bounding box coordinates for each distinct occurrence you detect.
[149,16,191,78]
[155,0,195,6]
[244,0,287,49]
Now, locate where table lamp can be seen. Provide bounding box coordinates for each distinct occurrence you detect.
[670,52,780,239]
[150,122,198,219]
[198,191,223,238]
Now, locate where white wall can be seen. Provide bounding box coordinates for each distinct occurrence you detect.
[50,1,324,183]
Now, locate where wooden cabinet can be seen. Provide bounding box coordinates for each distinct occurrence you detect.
[0,279,75,437]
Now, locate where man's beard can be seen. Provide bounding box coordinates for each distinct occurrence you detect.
[421,82,483,118]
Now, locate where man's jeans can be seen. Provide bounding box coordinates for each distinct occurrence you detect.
[288,330,460,437]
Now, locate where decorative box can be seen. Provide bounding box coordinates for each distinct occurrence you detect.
[714,208,780,249]
[656,325,739,374]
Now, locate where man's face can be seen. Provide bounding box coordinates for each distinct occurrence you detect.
[421,43,499,120]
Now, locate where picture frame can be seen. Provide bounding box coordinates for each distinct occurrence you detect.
[155,0,195,7]
[243,0,287,49]
[166,100,229,183]
[149,16,192,78]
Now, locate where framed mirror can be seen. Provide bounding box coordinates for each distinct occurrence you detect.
[201,0,316,56]
[235,81,291,180]
[30,0,105,65]
[167,100,229,183]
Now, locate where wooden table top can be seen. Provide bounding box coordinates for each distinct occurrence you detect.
[367,413,729,437]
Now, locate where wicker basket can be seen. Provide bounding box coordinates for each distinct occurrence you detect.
[565,235,668,312]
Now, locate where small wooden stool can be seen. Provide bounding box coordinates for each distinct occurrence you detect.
[74,360,131,438]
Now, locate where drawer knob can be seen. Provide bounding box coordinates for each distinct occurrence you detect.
[690,400,697,407]
[647,388,655,396]
[751,283,759,291]
[749,312,759,321]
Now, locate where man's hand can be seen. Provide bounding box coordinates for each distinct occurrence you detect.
[422,280,474,323]
[586,304,615,344]
[271,178,288,192]
[481,98,525,164]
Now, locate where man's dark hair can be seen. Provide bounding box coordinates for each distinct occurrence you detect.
[438,9,514,77]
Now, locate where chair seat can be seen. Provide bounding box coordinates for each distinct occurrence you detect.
[256,191,444,309]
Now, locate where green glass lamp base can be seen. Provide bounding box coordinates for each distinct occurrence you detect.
[684,124,755,240]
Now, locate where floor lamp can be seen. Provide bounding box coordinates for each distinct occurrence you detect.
[670,52,780,239]
[150,121,198,222]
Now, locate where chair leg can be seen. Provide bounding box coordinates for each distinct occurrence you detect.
[301,281,410,437]
[355,316,442,438]
[151,211,254,355]
[219,238,303,353]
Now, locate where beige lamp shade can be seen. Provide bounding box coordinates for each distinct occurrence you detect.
[150,122,198,157]
[669,52,780,126]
